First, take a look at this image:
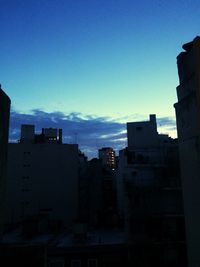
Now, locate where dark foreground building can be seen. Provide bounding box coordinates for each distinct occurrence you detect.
[0,86,11,235]
[117,115,187,267]
[174,36,200,267]
[0,229,129,267]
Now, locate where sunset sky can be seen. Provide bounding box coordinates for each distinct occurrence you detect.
[1,0,200,157]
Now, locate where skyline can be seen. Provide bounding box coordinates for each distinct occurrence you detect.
[9,109,176,158]
[1,0,200,157]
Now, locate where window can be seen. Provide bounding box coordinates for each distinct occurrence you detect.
[21,201,30,205]
[132,171,137,177]
[71,260,81,267]
[23,164,30,167]
[136,126,142,131]
[164,248,178,265]
[22,176,30,179]
[21,188,31,192]
[87,259,97,267]
[49,258,65,267]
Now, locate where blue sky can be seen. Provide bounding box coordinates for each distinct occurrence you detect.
[1,0,200,157]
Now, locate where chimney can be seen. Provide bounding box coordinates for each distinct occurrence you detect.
[149,114,156,123]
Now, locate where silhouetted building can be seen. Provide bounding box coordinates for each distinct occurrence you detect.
[98,147,116,170]
[127,114,159,149]
[116,114,187,267]
[20,124,63,144]
[174,36,200,267]
[0,86,11,235]
[5,125,78,232]
[0,229,127,267]
[78,158,118,228]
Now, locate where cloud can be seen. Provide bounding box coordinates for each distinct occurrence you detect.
[9,109,126,158]
[9,110,177,158]
[157,117,177,137]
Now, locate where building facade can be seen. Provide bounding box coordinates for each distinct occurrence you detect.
[116,114,187,266]
[5,125,79,231]
[174,36,200,267]
[98,147,116,170]
[0,87,11,235]
[78,158,118,228]
[127,114,159,149]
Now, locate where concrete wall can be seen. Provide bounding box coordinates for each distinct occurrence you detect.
[127,114,159,149]
[5,143,79,228]
[174,36,200,267]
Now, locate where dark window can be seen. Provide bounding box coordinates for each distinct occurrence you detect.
[132,171,137,176]
[71,260,81,267]
[49,259,65,267]
[136,126,143,131]
[22,176,30,179]
[23,164,30,167]
[22,188,31,192]
[88,259,97,267]
[21,201,30,205]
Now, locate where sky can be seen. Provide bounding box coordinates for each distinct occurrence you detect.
[1,0,200,158]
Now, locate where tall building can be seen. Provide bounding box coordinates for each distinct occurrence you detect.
[116,115,186,266]
[174,36,200,267]
[0,86,11,235]
[78,157,118,228]
[5,125,79,232]
[98,147,116,170]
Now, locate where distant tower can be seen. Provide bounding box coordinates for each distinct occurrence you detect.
[98,147,116,170]
[174,36,200,267]
[0,86,11,235]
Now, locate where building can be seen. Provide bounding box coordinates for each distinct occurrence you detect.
[0,228,127,267]
[5,125,79,232]
[0,86,11,235]
[116,114,187,266]
[78,158,118,228]
[174,36,200,267]
[127,114,159,149]
[98,147,116,170]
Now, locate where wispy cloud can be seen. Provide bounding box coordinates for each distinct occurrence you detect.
[9,109,177,158]
[157,117,177,136]
[9,109,126,158]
